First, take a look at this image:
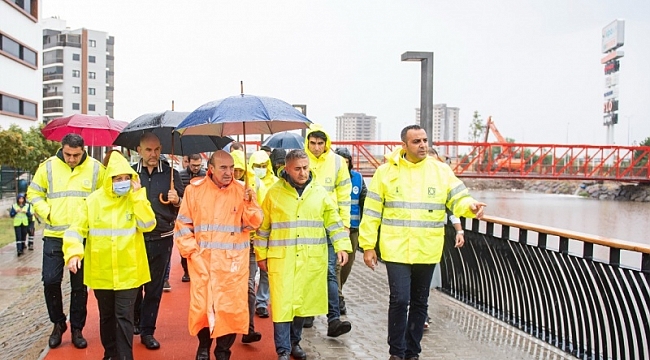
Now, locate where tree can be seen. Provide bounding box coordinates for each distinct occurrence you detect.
[0,124,60,174]
[468,111,485,142]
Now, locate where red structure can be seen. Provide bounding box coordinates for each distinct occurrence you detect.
[331,141,650,182]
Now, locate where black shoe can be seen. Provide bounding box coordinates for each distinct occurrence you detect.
[133,317,141,335]
[215,350,231,360]
[255,307,269,318]
[141,334,160,350]
[71,328,87,349]
[291,343,307,360]
[242,330,262,343]
[405,357,419,360]
[327,319,351,337]
[28,244,34,250]
[195,347,210,360]
[182,273,191,282]
[277,353,290,360]
[163,280,171,292]
[339,297,347,315]
[302,316,314,328]
[48,322,67,348]
[389,356,404,360]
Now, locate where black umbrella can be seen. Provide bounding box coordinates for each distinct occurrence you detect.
[113,110,233,155]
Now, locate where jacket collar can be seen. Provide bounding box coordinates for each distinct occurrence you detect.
[136,159,164,173]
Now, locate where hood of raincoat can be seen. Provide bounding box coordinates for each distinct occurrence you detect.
[304,124,332,156]
[248,150,274,180]
[16,193,26,203]
[232,149,246,171]
[103,151,138,196]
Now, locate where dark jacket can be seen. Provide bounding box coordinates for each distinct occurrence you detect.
[179,167,206,187]
[133,160,184,239]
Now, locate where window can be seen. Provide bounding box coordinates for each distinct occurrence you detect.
[73,86,80,94]
[89,72,96,79]
[89,88,96,95]
[6,0,38,19]
[72,53,80,61]
[72,70,80,77]
[72,103,80,110]
[0,32,37,67]
[43,50,63,65]
[88,104,96,111]
[43,66,63,81]
[89,39,96,47]
[0,92,38,120]
[89,55,95,63]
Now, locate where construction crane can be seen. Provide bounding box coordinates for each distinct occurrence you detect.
[484,116,524,171]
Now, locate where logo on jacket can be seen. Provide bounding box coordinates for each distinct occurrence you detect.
[325,177,332,184]
[352,186,359,194]
[83,179,91,188]
[428,187,436,196]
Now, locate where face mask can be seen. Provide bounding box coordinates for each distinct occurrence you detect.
[113,180,131,196]
[254,168,266,179]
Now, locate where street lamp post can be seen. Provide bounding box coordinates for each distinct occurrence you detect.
[401,51,434,146]
[293,104,307,138]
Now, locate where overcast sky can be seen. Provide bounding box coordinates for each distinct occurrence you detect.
[42,0,650,145]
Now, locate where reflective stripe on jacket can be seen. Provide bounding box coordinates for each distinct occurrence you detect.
[305,125,352,227]
[358,148,476,264]
[62,152,155,290]
[27,152,104,238]
[174,173,263,337]
[254,176,352,323]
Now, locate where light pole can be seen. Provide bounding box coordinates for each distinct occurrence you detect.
[401,51,434,146]
[293,104,307,138]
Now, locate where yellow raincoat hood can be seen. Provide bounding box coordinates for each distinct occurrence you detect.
[232,150,246,171]
[304,124,332,155]
[102,151,139,196]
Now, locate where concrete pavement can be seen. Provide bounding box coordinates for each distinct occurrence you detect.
[0,229,571,359]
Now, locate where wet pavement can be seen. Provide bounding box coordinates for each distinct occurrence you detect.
[0,229,572,360]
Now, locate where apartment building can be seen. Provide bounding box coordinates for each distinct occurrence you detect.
[41,17,114,123]
[416,104,460,157]
[0,0,42,129]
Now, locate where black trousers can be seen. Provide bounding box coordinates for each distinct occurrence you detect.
[42,236,87,329]
[134,236,173,336]
[94,288,139,360]
[197,327,236,359]
[14,225,28,253]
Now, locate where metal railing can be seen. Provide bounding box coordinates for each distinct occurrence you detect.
[439,216,650,360]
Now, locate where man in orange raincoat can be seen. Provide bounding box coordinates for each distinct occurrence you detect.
[174,150,263,360]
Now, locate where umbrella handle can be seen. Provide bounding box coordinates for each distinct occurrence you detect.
[159,193,171,205]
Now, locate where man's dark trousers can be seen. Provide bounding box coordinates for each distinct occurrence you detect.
[134,235,173,336]
[42,236,87,329]
[385,262,436,359]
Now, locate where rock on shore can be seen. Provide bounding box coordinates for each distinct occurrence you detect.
[462,179,650,202]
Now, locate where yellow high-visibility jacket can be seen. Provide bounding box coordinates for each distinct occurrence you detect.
[62,152,156,290]
[254,174,352,322]
[359,148,477,264]
[27,150,104,238]
[305,125,352,227]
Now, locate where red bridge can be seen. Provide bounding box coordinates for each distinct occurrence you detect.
[331,141,650,182]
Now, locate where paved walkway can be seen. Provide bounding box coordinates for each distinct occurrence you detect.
[0,230,572,360]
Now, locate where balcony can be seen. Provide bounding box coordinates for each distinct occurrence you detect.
[43,91,63,98]
[43,107,64,114]
[43,74,64,82]
[43,41,81,50]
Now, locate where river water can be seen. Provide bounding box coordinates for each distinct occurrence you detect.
[472,190,649,246]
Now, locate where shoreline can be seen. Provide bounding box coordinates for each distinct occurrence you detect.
[462,179,650,202]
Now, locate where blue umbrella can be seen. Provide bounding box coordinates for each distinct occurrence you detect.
[262,131,304,150]
[175,94,311,137]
